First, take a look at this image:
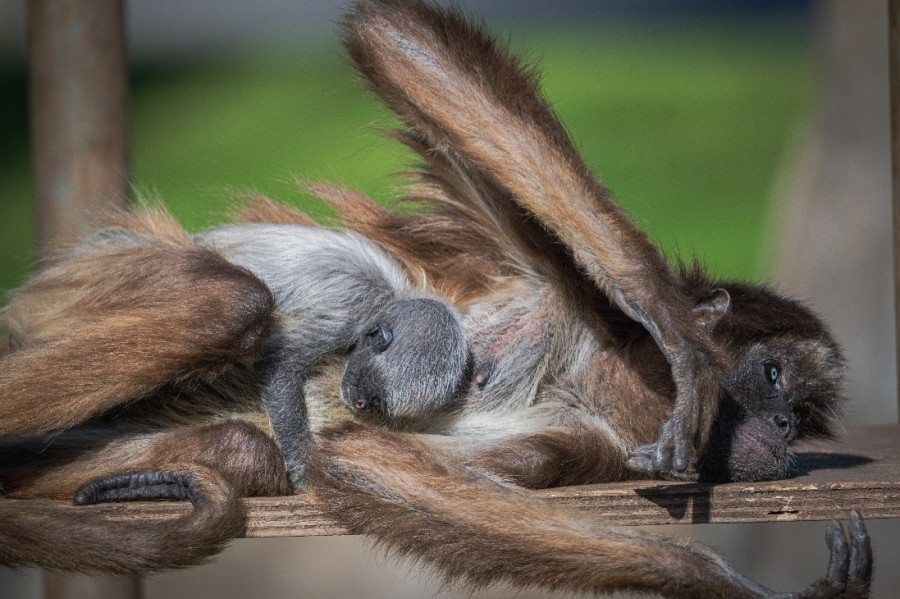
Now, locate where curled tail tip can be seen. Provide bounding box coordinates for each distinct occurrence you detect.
[0,467,246,574]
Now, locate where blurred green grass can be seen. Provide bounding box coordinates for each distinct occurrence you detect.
[0,23,811,293]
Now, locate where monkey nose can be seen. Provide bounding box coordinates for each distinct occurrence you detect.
[773,414,793,440]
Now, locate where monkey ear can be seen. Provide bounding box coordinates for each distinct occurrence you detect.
[693,288,731,332]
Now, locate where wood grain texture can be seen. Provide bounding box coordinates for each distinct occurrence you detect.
[28,0,131,252]
[5,425,896,537]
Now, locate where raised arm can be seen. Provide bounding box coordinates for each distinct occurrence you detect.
[341,0,729,476]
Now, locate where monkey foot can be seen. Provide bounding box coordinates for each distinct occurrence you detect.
[773,510,872,599]
[75,471,201,505]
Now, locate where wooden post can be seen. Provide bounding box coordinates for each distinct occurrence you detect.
[892,0,900,419]
[26,1,136,597]
[27,0,131,254]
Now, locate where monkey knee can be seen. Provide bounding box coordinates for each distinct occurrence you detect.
[198,421,291,495]
[209,420,276,453]
[189,256,276,356]
[227,273,276,353]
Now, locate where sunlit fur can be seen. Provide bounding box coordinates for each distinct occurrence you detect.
[0,1,864,597]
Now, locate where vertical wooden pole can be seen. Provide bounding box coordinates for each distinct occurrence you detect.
[891,0,900,419]
[26,1,137,597]
[27,0,131,254]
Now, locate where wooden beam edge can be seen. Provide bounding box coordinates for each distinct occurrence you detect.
[6,476,896,539]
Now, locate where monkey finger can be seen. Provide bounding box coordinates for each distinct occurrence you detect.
[633,417,683,478]
[627,441,698,481]
[671,410,695,473]
[625,452,655,476]
[824,520,850,587]
[844,510,872,598]
[652,429,675,472]
[288,467,309,492]
[794,520,850,598]
[626,441,665,477]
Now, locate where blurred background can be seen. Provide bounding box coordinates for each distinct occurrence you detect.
[1,0,897,597]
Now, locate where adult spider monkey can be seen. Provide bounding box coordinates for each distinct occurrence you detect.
[0,1,871,597]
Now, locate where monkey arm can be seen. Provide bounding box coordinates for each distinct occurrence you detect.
[305,422,871,599]
[255,328,330,491]
[341,0,724,478]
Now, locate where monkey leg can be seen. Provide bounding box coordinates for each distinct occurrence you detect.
[306,422,872,599]
[341,0,724,478]
[421,420,633,489]
[0,242,274,439]
[0,420,291,574]
[68,419,293,501]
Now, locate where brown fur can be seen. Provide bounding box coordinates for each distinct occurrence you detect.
[0,1,862,595]
[339,0,728,466]
[3,421,290,500]
[0,421,290,573]
[305,423,766,599]
[1,235,274,439]
[1,463,244,574]
[230,193,318,227]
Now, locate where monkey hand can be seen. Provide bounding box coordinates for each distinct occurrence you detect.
[626,415,699,481]
[626,348,713,481]
[771,511,872,599]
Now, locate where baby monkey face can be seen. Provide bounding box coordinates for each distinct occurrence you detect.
[340,297,470,421]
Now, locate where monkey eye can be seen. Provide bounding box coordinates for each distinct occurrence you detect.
[367,322,393,353]
[763,361,780,386]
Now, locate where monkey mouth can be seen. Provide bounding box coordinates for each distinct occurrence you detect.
[747,430,789,456]
[699,424,794,482]
[340,387,382,415]
[729,431,793,482]
[340,374,386,416]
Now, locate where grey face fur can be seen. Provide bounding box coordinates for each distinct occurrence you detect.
[341,297,470,420]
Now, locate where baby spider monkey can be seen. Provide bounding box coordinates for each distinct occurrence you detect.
[195,222,470,487]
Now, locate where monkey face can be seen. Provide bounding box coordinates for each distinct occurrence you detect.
[678,278,846,482]
[700,335,845,482]
[340,297,470,421]
[700,350,798,481]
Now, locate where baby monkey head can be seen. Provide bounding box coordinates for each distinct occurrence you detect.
[341,296,470,421]
[691,283,846,482]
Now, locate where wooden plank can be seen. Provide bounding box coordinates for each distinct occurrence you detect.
[9,425,898,537]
